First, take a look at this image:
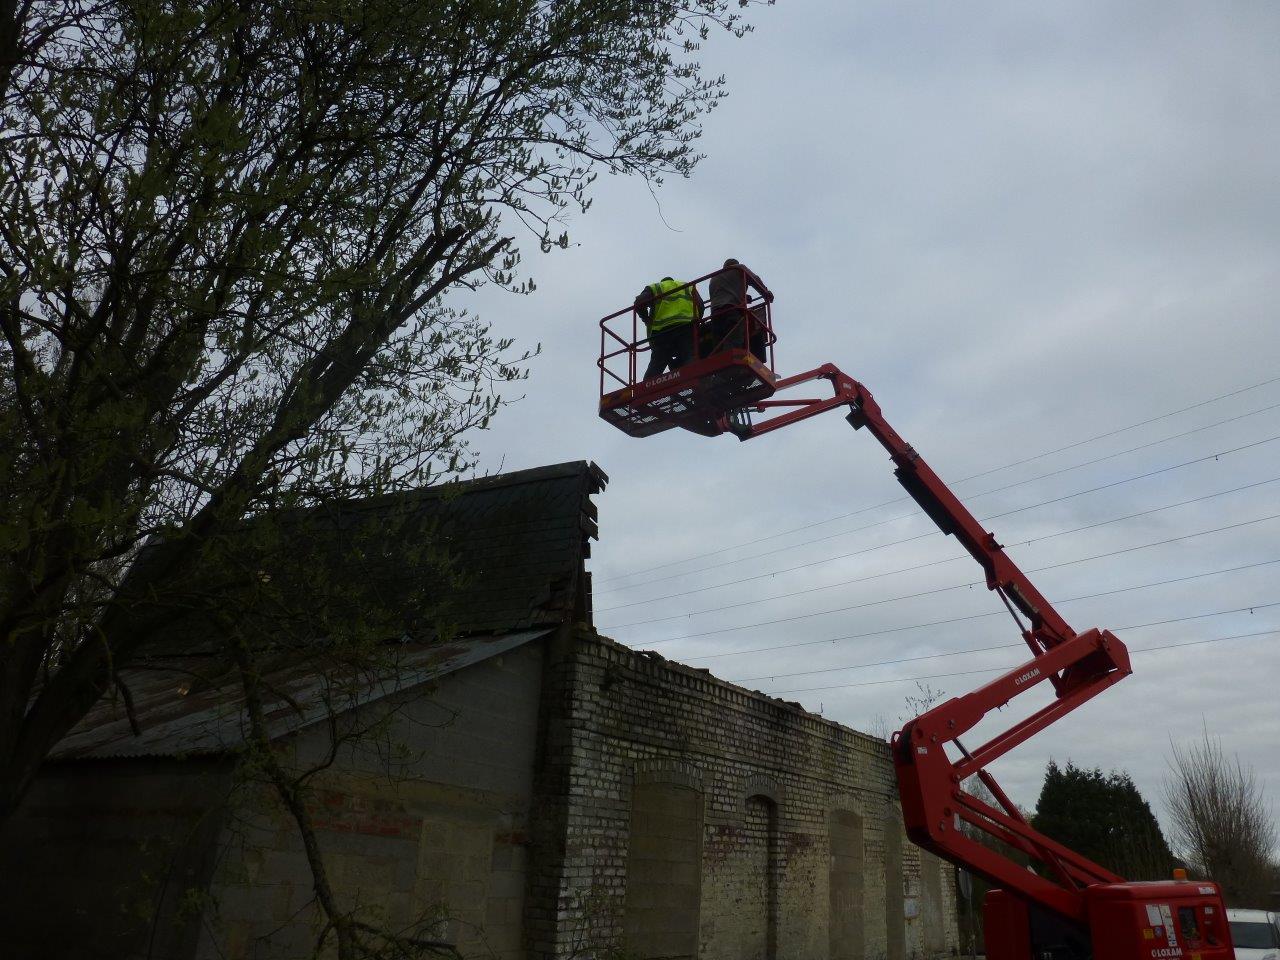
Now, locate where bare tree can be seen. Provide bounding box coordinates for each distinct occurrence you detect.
[866,682,946,740]
[1163,728,1277,905]
[901,681,946,725]
[868,713,894,741]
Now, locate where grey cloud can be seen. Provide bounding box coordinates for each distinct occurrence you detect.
[461,2,1280,832]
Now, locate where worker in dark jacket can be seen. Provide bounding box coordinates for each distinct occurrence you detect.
[706,258,773,362]
[635,276,703,380]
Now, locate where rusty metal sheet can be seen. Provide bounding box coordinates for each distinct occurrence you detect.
[51,629,551,760]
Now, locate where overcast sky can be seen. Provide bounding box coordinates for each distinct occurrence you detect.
[461,2,1280,847]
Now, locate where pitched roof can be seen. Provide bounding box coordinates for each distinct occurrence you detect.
[51,629,550,760]
[53,461,606,759]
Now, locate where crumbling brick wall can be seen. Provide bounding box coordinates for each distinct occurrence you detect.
[527,628,958,960]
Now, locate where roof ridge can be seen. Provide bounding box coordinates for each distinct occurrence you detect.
[339,460,608,514]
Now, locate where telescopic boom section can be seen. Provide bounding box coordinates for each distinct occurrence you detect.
[735,363,1133,924]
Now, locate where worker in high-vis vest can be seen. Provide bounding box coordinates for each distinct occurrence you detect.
[634,276,704,380]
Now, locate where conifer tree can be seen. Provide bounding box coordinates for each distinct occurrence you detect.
[1032,760,1175,880]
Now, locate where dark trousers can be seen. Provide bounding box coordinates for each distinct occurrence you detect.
[644,323,695,379]
[705,308,767,363]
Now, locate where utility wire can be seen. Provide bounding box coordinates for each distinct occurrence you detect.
[679,557,1280,661]
[971,403,1280,502]
[950,378,1280,482]
[603,476,1280,628]
[596,375,1280,585]
[763,627,1280,696]
[625,512,1280,642]
[731,601,1280,683]
[599,419,1280,593]
[597,472,1280,618]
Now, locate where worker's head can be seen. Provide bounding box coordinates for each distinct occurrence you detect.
[661,276,673,281]
[723,258,739,268]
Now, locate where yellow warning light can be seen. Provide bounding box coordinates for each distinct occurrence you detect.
[1172,868,1189,881]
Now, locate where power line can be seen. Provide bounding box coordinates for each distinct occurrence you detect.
[625,512,1280,642]
[596,472,1280,620]
[604,477,1280,629]
[603,416,1280,595]
[730,601,1280,683]
[967,402,1280,505]
[761,627,1280,696]
[955,377,1280,483]
[596,375,1280,585]
[599,422,1280,593]
[678,557,1280,661]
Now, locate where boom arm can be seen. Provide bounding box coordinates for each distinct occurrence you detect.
[733,364,1133,924]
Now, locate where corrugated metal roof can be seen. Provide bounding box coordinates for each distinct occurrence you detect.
[52,629,551,760]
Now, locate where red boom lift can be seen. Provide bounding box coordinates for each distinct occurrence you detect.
[597,268,1233,960]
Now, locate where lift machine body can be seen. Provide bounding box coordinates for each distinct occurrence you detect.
[597,273,1233,960]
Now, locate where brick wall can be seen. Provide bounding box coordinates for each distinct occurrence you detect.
[5,623,957,960]
[527,628,958,960]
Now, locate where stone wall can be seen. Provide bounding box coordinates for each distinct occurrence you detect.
[527,628,958,960]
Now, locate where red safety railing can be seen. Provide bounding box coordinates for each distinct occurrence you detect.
[597,264,777,398]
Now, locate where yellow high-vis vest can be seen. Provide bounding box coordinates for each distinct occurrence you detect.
[646,279,696,333]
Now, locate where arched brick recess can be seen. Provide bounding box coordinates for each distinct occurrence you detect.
[632,759,706,793]
[883,802,906,960]
[921,850,946,952]
[741,773,783,811]
[829,807,866,960]
[624,763,705,960]
[826,792,863,818]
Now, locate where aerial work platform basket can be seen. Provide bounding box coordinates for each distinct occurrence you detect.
[597,266,778,438]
